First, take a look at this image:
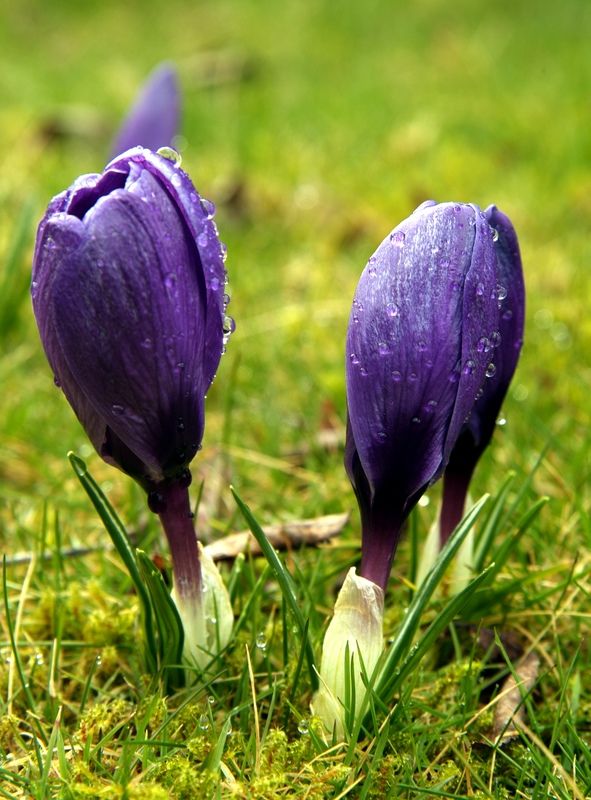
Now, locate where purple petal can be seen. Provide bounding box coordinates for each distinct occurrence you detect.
[345,201,501,587]
[347,202,498,508]
[32,148,227,487]
[110,64,181,159]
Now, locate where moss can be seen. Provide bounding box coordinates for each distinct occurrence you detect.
[150,754,217,800]
[78,698,135,741]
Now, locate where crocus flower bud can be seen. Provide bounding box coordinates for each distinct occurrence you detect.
[32,146,233,671]
[110,63,181,158]
[345,201,502,592]
[312,568,384,738]
[439,206,524,543]
[32,146,228,490]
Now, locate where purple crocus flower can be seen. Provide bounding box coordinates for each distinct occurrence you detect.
[345,201,507,591]
[439,205,525,543]
[32,147,233,666]
[110,63,181,159]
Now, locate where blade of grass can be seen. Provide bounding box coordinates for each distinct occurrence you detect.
[231,487,318,690]
[68,452,158,671]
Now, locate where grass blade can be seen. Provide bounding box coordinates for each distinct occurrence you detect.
[68,452,158,671]
[231,487,318,690]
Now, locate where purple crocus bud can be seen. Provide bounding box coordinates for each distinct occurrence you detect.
[439,206,524,543]
[32,147,233,668]
[345,201,502,592]
[110,64,181,159]
[32,146,228,490]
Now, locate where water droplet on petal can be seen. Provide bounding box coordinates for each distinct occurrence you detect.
[408,372,418,383]
[197,231,208,247]
[390,230,406,247]
[350,352,360,365]
[477,336,490,353]
[496,284,507,302]
[463,359,475,375]
[391,370,402,382]
[386,302,400,318]
[378,342,390,356]
[157,146,182,167]
[200,198,216,219]
[490,226,499,242]
[112,404,124,416]
[141,337,153,350]
[485,363,496,378]
[490,331,502,347]
[359,366,368,377]
[502,309,513,321]
[411,416,421,424]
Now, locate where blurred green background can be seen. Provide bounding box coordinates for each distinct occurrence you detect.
[1,0,590,548]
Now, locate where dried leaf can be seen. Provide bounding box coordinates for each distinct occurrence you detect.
[204,512,349,561]
[492,650,540,742]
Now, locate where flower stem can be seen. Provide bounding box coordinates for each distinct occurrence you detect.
[439,466,473,546]
[154,478,201,600]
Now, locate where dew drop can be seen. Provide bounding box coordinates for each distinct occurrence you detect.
[111,404,124,416]
[477,336,490,353]
[391,370,402,382]
[359,366,368,377]
[386,302,400,318]
[490,331,502,347]
[297,718,310,735]
[349,352,360,366]
[210,277,220,291]
[390,230,405,247]
[157,146,182,166]
[411,416,421,424]
[448,370,460,384]
[378,342,390,356]
[377,430,387,441]
[408,372,418,383]
[198,714,210,732]
[255,632,267,651]
[496,416,507,426]
[490,226,499,242]
[170,173,182,188]
[485,363,496,378]
[423,399,438,414]
[141,337,153,350]
[208,695,216,706]
[200,198,216,219]
[463,359,475,376]
[502,309,513,321]
[496,284,507,302]
[197,231,208,247]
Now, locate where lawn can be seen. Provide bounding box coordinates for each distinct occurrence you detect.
[0,0,590,797]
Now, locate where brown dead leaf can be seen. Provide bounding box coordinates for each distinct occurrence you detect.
[204,512,349,561]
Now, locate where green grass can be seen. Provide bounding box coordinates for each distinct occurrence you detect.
[1,0,591,796]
